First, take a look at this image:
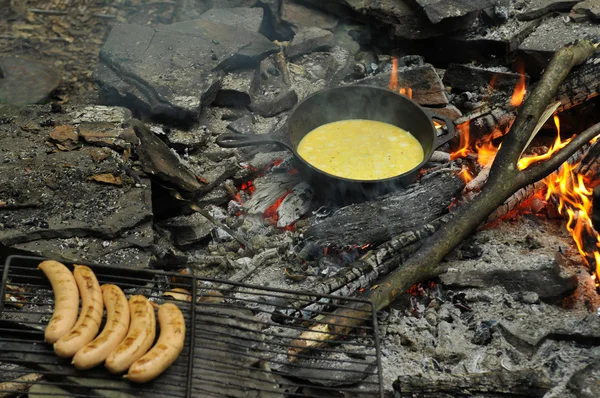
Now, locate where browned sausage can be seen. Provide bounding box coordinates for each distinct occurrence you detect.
[126,303,186,383]
[105,295,156,374]
[72,284,130,369]
[54,265,103,358]
[38,260,79,344]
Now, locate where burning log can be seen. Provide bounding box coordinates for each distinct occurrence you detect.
[288,40,600,359]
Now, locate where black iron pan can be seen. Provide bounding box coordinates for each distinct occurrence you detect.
[216,85,455,201]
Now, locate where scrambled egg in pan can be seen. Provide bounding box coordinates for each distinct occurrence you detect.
[297,119,424,180]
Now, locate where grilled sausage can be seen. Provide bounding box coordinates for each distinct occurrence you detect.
[72,284,130,369]
[105,295,156,374]
[54,265,103,358]
[126,303,186,383]
[38,260,80,344]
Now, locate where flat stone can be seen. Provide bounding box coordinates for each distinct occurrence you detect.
[285,27,335,59]
[213,70,254,108]
[164,125,210,151]
[567,358,600,397]
[572,0,600,19]
[158,212,214,247]
[199,7,264,33]
[249,55,298,117]
[48,125,79,150]
[0,57,60,105]
[518,17,600,74]
[78,121,131,150]
[414,0,502,24]
[356,64,448,106]
[173,0,258,22]
[440,252,578,299]
[518,0,584,20]
[281,0,339,32]
[443,64,530,92]
[0,105,153,248]
[95,21,278,124]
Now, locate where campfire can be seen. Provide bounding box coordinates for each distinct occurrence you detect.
[2,1,600,397]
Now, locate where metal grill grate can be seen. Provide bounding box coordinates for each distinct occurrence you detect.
[0,255,383,397]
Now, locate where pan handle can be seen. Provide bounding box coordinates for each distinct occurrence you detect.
[423,109,457,149]
[215,129,292,150]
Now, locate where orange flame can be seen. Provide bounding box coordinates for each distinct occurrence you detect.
[510,61,527,107]
[458,166,473,184]
[389,57,399,91]
[518,116,573,171]
[389,57,413,99]
[542,123,600,286]
[475,138,499,167]
[450,121,471,160]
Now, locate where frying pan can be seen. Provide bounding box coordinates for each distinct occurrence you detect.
[216,85,455,202]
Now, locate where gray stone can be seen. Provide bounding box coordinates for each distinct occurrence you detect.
[199,7,264,33]
[567,358,600,398]
[213,70,254,107]
[159,212,214,247]
[518,17,600,75]
[281,0,339,32]
[0,105,152,250]
[95,21,278,123]
[332,23,362,55]
[250,55,298,117]
[285,27,335,59]
[357,64,448,106]
[0,57,60,105]
[165,125,211,151]
[414,0,503,24]
[440,253,577,299]
[173,0,258,22]
[572,0,600,20]
[518,0,584,20]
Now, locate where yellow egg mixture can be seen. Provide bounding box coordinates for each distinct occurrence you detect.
[297,119,424,180]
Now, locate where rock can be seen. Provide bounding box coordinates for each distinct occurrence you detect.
[285,27,335,59]
[281,0,338,32]
[518,0,584,20]
[357,64,448,106]
[567,358,600,398]
[95,21,278,124]
[165,125,210,151]
[0,57,60,105]
[297,0,479,40]
[78,122,131,150]
[199,7,264,33]
[228,115,256,135]
[159,212,214,247]
[572,0,600,20]
[249,55,298,117]
[0,105,153,249]
[518,17,600,76]
[440,252,577,299]
[414,0,503,24]
[332,23,362,55]
[443,64,530,93]
[173,0,259,22]
[129,119,202,193]
[213,70,254,107]
[48,125,79,150]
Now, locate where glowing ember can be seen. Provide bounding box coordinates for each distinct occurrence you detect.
[518,116,573,171]
[264,191,291,223]
[450,121,471,160]
[510,61,527,107]
[399,87,413,99]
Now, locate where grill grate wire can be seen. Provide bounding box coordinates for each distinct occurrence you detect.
[0,255,383,397]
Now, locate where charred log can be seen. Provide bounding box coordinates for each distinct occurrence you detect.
[304,170,464,248]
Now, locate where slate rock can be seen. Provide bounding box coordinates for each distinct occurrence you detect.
[0,57,60,105]
[158,212,214,247]
[285,27,334,59]
[281,0,339,32]
[572,0,600,20]
[0,104,152,248]
[213,70,254,107]
[173,0,258,22]
[518,17,600,75]
[414,0,503,24]
[357,64,448,106]
[199,7,264,33]
[249,55,298,117]
[567,358,600,398]
[49,125,79,149]
[165,125,211,151]
[518,0,584,20]
[95,21,278,124]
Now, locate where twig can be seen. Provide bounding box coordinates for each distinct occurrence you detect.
[28,8,67,15]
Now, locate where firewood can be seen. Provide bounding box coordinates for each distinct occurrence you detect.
[289,40,600,359]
